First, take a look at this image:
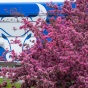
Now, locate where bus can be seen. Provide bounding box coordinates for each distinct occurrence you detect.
[0,1,76,61]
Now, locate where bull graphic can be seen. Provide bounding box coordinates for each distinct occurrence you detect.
[0,3,47,61]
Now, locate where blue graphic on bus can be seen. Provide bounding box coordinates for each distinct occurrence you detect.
[0,2,76,61]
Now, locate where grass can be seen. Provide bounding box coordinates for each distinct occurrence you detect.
[0,78,21,88]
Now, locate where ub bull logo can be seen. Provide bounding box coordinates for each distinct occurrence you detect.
[0,3,47,61]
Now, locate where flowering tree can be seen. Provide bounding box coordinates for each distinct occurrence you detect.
[1,0,88,88]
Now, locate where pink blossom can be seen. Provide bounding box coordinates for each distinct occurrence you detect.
[1,0,88,88]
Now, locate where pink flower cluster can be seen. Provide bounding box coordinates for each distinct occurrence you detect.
[1,0,88,88]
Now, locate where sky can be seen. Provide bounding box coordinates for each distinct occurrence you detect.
[0,0,65,3]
